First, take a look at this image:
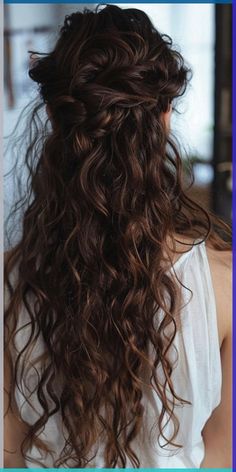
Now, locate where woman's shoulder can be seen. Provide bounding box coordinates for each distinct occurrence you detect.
[205,243,232,270]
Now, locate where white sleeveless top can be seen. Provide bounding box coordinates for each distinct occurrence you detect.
[10,240,222,468]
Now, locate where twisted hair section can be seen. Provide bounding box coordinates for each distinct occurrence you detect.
[4,4,231,468]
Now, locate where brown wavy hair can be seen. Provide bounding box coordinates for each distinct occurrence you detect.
[4,4,231,468]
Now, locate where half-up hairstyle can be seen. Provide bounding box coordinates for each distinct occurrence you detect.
[4,4,231,468]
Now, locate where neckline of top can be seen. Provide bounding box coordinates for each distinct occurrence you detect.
[170,239,205,272]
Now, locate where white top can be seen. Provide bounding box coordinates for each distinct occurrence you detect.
[10,239,222,468]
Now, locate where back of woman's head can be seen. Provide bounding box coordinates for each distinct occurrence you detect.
[4,4,231,468]
[28,3,189,221]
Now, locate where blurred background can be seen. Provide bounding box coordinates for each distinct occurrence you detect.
[3,3,232,248]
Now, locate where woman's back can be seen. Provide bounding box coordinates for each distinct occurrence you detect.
[7,239,229,468]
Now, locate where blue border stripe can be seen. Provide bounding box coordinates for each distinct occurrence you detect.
[233,1,235,471]
[3,0,233,3]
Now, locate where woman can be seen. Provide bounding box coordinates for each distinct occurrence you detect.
[4,4,232,468]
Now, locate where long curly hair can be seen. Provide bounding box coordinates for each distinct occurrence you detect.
[4,4,231,468]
